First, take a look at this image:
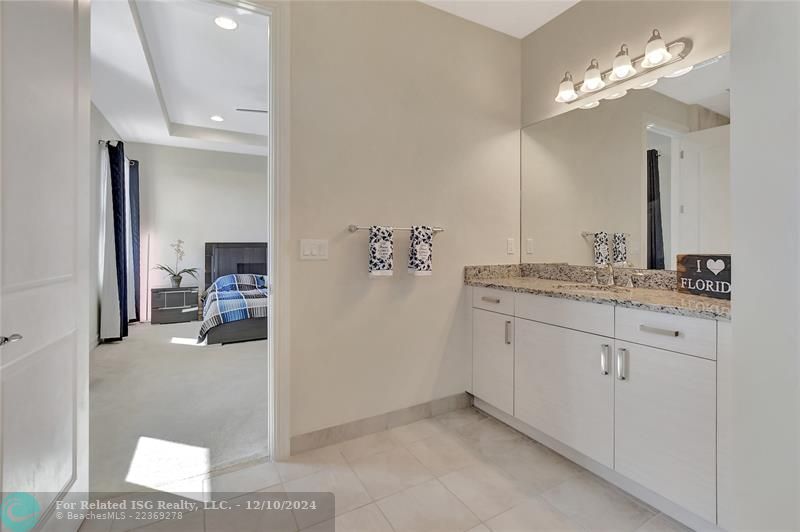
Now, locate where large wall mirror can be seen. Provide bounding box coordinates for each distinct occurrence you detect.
[521,54,730,270]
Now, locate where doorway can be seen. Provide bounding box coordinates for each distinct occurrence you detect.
[88,0,275,495]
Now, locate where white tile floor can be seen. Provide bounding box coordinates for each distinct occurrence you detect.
[81,407,692,532]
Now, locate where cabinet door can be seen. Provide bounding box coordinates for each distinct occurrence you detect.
[473,309,514,415]
[515,319,614,467]
[615,341,716,523]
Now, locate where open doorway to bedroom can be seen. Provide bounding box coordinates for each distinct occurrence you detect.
[89,0,273,495]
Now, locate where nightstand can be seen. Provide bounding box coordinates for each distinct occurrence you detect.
[151,286,200,324]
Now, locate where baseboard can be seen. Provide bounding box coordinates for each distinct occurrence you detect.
[290,392,471,455]
[473,399,721,532]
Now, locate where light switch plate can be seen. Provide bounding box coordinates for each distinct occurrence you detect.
[506,238,515,255]
[526,238,534,254]
[300,239,329,260]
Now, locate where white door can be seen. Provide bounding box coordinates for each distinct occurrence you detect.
[614,341,716,523]
[677,124,731,256]
[514,319,614,467]
[1,1,89,531]
[473,309,514,415]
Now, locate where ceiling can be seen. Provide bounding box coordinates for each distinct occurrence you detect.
[91,0,269,155]
[419,0,578,39]
[654,54,730,117]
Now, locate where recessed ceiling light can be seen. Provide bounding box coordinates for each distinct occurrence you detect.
[210,115,224,122]
[214,16,238,30]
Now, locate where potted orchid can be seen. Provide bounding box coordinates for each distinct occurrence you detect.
[154,239,198,288]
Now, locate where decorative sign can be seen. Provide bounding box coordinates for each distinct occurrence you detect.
[677,254,731,300]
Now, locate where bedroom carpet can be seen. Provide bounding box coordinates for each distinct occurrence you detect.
[90,321,269,494]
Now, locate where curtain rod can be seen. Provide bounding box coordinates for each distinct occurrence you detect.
[98,140,137,165]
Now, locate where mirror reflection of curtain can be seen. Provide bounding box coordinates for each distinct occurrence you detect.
[100,141,140,341]
[647,149,665,269]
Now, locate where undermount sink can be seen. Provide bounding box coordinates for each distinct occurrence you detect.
[554,283,630,293]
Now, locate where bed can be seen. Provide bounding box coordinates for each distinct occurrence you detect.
[199,242,269,345]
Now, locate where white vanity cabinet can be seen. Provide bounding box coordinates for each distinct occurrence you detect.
[614,340,717,523]
[472,308,514,416]
[514,318,614,467]
[471,289,724,527]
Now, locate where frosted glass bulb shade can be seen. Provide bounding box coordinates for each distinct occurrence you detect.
[555,72,578,103]
[643,29,672,67]
[580,59,605,93]
[611,45,635,80]
[665,65,694,78]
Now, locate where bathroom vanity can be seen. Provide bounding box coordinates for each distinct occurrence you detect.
[465,266,730,528]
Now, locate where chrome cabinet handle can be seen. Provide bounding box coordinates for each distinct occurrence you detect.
[600,344,610,375]
[616,348,628,381]
[639,324,680,337]
[504,321,512,345]
[0,333,23,347]
[481,296,501,304]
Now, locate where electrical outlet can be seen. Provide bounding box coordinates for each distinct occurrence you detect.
[506,238,515,255]
[526,238,534,255]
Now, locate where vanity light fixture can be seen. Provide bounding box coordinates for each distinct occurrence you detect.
[580,59,605,93]
[554,72,578,103]
[610,45,636,80]
[642,29,671,67]
[556,29,693,110]
[214,16,238,30]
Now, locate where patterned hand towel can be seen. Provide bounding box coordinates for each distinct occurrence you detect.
[593,231,609,267]
[612,233,628,265]
[408,226,433,276]
[369,226,393,277]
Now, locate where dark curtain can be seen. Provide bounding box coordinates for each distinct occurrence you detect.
[107,142,128,338]
[129,160,141,322]
[646,149,665,269]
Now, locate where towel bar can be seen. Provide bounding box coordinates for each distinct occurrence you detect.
[348,225,445,233]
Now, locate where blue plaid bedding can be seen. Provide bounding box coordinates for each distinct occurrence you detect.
[198,275,269,341]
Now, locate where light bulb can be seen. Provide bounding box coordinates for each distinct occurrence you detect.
[643,29,672,67]
[554,72,578,103]
[580,59,605,93]
[611,45,636,80]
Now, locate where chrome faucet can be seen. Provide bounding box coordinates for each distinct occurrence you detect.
[605,264,616,287]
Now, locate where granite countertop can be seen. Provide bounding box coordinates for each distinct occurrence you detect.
[466,276,731,321]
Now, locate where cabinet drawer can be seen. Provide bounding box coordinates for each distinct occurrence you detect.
[473,287,514,316]
[615,307,717,360]
[514,293,614,337]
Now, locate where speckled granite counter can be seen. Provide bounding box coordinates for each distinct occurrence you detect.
[465,265,731,321]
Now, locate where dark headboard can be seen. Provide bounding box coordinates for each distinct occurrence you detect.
[205,242,268,289]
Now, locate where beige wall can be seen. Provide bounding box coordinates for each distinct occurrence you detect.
[289,1,521,436]
[124,142,268,320]
[521,89,696,267]
[522,1,730,126]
